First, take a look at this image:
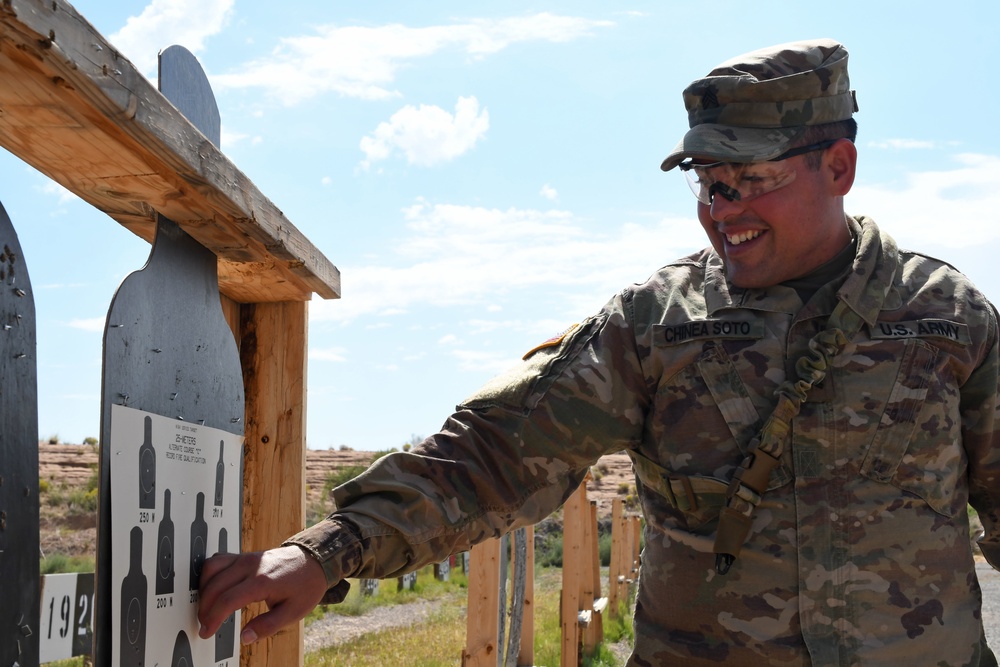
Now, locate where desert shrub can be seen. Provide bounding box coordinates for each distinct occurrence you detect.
[41,553,94,574]
[598,530,613,567]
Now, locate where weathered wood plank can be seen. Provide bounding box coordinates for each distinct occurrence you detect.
[0,0,340,303]
[239,301,308,667]
[462,538,502,667]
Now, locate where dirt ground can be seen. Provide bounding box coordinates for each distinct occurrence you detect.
[38,441,636,559]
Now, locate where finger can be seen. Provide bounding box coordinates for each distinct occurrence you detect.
[198,554,263,637]
[199,551,251,609]
[200,551,241,583]
[239,591,325,644]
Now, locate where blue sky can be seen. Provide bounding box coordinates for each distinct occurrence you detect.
[3,0,999,451]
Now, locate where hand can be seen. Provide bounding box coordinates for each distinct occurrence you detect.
[197,545,328,644]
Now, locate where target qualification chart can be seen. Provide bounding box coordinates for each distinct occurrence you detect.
[110,404,242,667]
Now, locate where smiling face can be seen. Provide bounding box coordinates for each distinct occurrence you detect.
[696,139,857,289]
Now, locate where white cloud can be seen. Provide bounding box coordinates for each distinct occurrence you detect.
[67,317,106,332]
[450,348,522,374]
[438,334,459,345]
[38,180,79,204]
[847,153,1000,250]
[310,198,705,327]
[109,0,234,75]
[220,127,262,150]
[540,184,559,201]
[867,139,935,150]
[212,13,614,104]
[310,347,347,362]
[311,153,1000,336]
[360,96,489,168]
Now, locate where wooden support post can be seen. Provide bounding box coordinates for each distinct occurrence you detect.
[588,501,604,648]
[631,516,642,577]
[608,498,624,617]
[560,484,586,667]
[239,301,308,667]
[580,498,598,653]
[591,502,602,598]
[517,525,535,667]
[463,538,502,666]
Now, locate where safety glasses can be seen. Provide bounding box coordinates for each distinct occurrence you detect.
[678,140,839,205]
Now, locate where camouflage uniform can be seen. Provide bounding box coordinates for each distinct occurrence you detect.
[288,215,1000,666]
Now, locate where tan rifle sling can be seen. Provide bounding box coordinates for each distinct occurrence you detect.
[712,299,865,573]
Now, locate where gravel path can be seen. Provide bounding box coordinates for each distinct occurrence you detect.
[304,596,454,653]
[979,561,1000,648]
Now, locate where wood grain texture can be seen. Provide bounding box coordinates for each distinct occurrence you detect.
[462,538,501,667]
[0,0,340,302]
[238,301,308,667]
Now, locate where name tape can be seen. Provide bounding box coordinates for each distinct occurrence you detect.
[657,319,765,346]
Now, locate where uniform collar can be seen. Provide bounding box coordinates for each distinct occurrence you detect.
[703,215,901,321]
[835,215,902,326]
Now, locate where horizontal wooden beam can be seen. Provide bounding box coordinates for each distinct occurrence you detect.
[0,0,340,303]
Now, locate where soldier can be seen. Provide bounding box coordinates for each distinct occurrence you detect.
[198,39,1000,665]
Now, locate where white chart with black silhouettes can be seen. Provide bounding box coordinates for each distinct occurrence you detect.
[110,404,241,667]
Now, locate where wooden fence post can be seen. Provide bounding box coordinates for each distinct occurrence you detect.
[631,516,642,579]
[579,498,597,654]
[608,498,624,617]
[463,538,502,666]
[515,526,535,666]
[560,483,585,667]
[585,501,605,651]
[240,301,309,667]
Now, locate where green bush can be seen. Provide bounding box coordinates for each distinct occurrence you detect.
[598,531,613,567]
[66,487,98,513]
[536,532,564,568]
[41,553,94,575]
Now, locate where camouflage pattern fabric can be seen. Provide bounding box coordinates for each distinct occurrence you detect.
[661,38,859,171]
[286,216,1000,666]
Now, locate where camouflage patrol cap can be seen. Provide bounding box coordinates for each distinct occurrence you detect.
[660,38,858,171]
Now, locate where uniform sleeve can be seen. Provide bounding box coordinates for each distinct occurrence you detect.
[964,304,1000,569]
[287,290,650,582]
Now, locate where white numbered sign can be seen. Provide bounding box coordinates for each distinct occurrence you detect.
[39,572,95,663]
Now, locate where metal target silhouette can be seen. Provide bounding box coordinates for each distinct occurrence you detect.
[95,45,245,666]
[0,200,39,667]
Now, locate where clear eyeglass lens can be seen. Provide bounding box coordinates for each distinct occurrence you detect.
[684,161,798,205]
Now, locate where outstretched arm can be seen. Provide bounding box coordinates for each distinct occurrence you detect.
[197,545,326,644]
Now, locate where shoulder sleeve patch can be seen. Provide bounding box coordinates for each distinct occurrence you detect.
[522,323,580,360]
[459,317,600,411]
